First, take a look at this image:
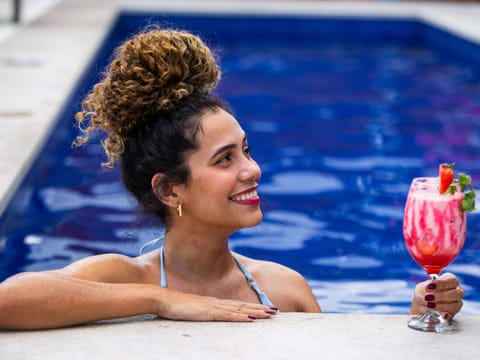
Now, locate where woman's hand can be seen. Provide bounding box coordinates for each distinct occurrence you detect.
[157,289,278,322]
[411,272,464,321]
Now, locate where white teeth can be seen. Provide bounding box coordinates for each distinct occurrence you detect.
[232,190,257,201]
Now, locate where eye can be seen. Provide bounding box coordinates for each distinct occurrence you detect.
[215,152,232,165]
[243,146,252,158]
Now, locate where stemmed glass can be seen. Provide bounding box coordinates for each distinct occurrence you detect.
[403,177,466,332]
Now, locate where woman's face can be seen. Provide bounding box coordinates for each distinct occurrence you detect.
[175,108,262,232]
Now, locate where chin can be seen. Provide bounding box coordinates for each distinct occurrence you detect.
[246,212,263,228]
[230,208,263,230]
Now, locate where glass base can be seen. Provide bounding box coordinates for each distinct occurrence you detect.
[408,311,458,333]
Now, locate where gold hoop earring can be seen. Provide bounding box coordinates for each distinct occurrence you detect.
[176,203,182,217]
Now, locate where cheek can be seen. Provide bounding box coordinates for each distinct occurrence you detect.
[191,172,235,198]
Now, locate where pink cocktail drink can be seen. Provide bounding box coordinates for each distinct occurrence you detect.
[403,177,466,276]
[404,166,475,333]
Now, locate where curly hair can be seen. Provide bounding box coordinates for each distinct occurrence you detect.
[75,28,221,166]
[74,28,230,224]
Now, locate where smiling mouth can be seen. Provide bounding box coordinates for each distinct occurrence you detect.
[229,189,258,202]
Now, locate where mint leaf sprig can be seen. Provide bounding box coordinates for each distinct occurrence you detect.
[459,173,476,212]
[447,173,476,212]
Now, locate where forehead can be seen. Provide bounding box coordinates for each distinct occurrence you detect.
[198,109,245,147]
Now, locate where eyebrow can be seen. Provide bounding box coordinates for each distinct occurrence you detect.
[209,135,247,161]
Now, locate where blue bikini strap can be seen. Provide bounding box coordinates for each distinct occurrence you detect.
[233,256,274,306]
[159,246,167,288]
[140,236,167,288]
[139,235,165,255]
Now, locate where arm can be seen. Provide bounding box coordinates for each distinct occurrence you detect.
[0,271,161,329]
[0,254,276,330]
[410,272,464,321]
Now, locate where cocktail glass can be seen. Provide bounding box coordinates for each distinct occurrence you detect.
[403,177,466,332]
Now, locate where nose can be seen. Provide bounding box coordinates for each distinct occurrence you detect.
[238,157,261,183]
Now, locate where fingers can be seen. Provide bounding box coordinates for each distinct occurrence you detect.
[424,286,463,317]
[206,300,278,322]
[412,273,464,319]
[161,291,278,322]
[425,273,459,292]
[426,286,464,303]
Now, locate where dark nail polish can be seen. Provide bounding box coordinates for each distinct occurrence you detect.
[265,310,276,315]
[248,315,257,320]
[425,294,435,301]
[427,283,437,290]
[270,306,278,311]
[427,302,436,309]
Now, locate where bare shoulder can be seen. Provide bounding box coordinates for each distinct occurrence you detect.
[56,251,160,284]
[234,254,321,313]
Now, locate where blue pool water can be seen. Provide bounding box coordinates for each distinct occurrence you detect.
[0,14,479,314]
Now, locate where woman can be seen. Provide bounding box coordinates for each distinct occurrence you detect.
[0,28,463,330]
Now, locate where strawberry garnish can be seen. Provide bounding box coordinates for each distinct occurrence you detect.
[437,163,476,212]
[439,163,454,194]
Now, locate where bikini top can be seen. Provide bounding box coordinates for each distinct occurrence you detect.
[158,246,273,306]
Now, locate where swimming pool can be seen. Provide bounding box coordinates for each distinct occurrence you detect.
[0,13,479,314]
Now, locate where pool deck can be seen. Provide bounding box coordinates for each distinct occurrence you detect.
[1,1,480,358]
[1,313,480,359]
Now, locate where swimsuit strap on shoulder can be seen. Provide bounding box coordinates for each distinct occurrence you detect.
[139,235,165,255]
[232,256,274,306]
[159,246,167,288]
[140,236,167,287]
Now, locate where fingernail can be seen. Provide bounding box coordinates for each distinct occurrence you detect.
[270,306,278,311]
[424,294,435,301]
[442,312,449,320]
[427,283,437,290]
[265,310,276,315]
[427,302,436,309]
[248,315,257,320]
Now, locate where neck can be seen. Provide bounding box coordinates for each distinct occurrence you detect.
[162,227,235,281]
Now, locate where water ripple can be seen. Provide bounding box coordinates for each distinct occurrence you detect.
[38,187,134,212]
[323,156,423,171]
[231,210,326,250]
[260,171,343,194]
[23,234,138,271]
[312,255,383,269]
[232,210,358,250]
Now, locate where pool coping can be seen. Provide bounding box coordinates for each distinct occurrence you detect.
[1,313,480,359]
[1,0,480,217]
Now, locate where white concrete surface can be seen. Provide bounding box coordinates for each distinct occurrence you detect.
[1,313,479,359]
[0,0,63,43]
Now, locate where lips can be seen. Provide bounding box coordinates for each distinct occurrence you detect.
[229,188,260,205]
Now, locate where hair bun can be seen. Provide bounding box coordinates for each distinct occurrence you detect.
[75,29,221,166]
[79,29,220,134]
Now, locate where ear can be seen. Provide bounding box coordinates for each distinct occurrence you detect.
[151,173,180,208]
